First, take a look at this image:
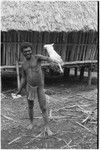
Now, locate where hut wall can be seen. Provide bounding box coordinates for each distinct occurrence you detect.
[1,30,98,66]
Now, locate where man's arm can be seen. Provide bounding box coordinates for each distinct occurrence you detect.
[35,54,53,62]
[16,65,26,95]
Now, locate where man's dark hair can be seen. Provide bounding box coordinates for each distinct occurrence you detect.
[20,42,33,53]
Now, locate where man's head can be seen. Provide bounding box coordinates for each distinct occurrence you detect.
[20,42,32,60]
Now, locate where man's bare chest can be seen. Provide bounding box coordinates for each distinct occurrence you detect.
[24,60,40,73]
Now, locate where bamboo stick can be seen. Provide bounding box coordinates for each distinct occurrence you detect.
[88,46,92,60]
[2,43,6,65]
[61,44,66,61]
[1,65,21,69]
[14,43,17,65]
[1,60,97,69]
[73,45,76,61]
[74,45,77,61]
[88,65,92,86]
[37,32,43,54]
[83,44,87,60]
[79,32,84,61]
[69,45,73,61]
[54,31,57,44]
[79,32,83,60]
[77,45,81,61]
[73,44,76,61]
[2,115,14,121]
[80,45,84,61]
[37,43,42,55]
[80,66,85,80]
[91,31,95,44]
[16,32,20,89]
[8,43,11,66]
[86,45,91,60]
[76,121,96,135]
[74,67,77,77]
[8,136,22,145]
[64,68,70,78]
[5,43,8,66]
[65,44,69,61]
[84,32,89,60]
[3,33,6,65]
[10,43,13,66]
[30,31,33,43]
[82,44,86,60]
[85,46,89,60]
[76,32,81,61]
[94,46,97,60]
[87,31,91,44]
[93,45,97,60]
[81,32,85,60]
[16,60,20,89]
[56,32,59,43]
[44,31,50,44]
[31,31,35,43]
[90,45,95,60]
[32,43,37,55]
[70,45,74,61]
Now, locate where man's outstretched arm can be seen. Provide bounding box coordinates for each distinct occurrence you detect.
[35,54,54,63]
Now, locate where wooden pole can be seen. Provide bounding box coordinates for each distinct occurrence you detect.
[64,68,70,78]
[3,33,6,65]
[16,31,20,89]
[16,60,20,89]
[74,67,77,77]
[88,65,92,86]
[80,66,85,80]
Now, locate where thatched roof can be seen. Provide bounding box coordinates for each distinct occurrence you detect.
[1,1,97,32]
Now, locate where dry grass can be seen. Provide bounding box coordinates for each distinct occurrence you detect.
[1,1,97,31]
[1,81,97,149]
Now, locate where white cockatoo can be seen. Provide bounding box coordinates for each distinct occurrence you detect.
[44,43,64,73]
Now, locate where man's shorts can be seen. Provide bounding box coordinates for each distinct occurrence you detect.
[26,83,38,101]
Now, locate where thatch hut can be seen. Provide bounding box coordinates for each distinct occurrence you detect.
[1,1,98,86]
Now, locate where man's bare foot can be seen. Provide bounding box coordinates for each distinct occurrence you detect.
[45,126,53,136]
[27,123,33,130]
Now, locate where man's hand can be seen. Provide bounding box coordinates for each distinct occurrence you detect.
[11,93,21,99]
[16,90,21,96]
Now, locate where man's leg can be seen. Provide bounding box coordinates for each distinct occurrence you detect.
[27,100,34,129]
[37,86,53,135]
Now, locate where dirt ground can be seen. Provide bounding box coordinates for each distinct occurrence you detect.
[1,73,98,149]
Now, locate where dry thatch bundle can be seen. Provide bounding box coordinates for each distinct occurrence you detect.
[1,1,97,32]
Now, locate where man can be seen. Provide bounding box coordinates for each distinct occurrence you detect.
[16,42,53,135]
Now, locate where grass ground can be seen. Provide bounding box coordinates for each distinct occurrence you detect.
[1,71,98,149]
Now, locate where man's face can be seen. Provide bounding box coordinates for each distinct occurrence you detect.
[23,47,32,60]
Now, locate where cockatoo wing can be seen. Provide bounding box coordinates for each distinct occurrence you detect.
[49,54,63,64]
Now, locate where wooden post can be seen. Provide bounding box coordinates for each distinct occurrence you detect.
[16,32,20,89]
[88,65,92,86]
[80,66,85,80]
[64,67,70,78]
[3,32,6,65]
[16,60,20,89]
[74,67,77,77]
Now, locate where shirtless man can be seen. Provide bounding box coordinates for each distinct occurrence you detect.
[16,42,53,135]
